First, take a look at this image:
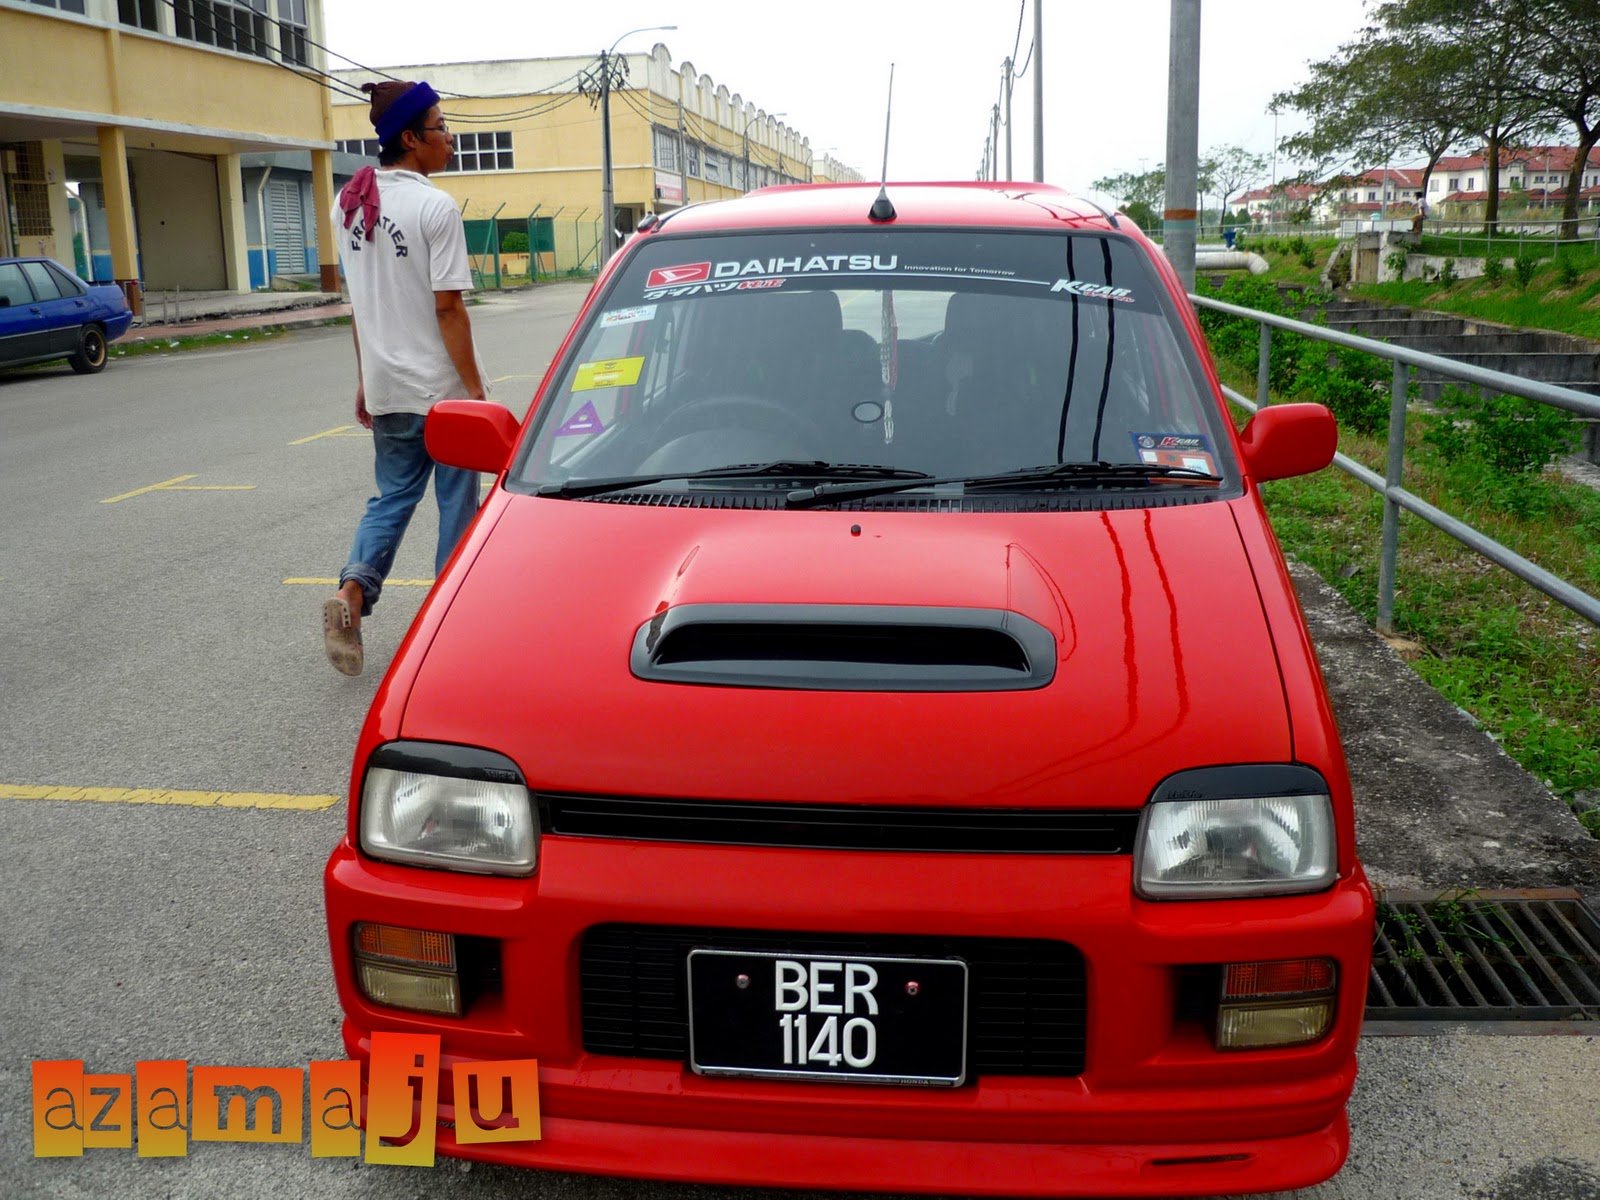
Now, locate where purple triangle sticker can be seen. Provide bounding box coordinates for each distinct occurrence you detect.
[556,401,605,436]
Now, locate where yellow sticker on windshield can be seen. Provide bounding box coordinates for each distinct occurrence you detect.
[572,356,645,391]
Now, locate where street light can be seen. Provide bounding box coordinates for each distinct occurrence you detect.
[598,24,676,264]
[742,111,786,193]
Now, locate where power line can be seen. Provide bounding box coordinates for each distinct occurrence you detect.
[1013,38,1035,79]
[1009,1,1026,67]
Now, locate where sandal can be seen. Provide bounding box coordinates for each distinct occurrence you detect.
[322,596,364,676]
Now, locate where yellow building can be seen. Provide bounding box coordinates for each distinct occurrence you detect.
[0,0,342,311]
[332,46,863,274]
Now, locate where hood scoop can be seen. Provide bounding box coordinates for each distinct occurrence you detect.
[631,604,1056,692]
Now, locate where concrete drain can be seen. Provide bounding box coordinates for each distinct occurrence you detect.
[1366,889,1600,1033]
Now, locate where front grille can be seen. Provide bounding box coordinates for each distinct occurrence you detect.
[543,794,1138,854]
[580,924,1087,1077]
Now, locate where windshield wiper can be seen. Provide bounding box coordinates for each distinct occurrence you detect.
[538,461,932,500]
[784,461,1222,509]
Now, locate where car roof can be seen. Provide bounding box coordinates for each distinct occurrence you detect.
[652,182,1125,236]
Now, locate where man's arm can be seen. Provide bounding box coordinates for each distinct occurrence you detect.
[350,315,371,429]
[434,290,486,400]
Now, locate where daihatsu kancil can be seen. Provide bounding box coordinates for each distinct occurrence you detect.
[325,181,1373,1197]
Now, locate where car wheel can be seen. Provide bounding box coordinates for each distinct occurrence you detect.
[68,325,108,374]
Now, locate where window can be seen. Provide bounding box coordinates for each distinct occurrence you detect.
[0,264,31,308]
[442,131,513,173]
[1429,178,1440,192]
[276,0,307,66]
[1366,191,1376,202]
[117,0,157,28]
[175,0,271,58]
[654,129,678,172]
[44,261,84,296]
[20,261,63,300]
[1449,179,1460,191]
[8,143,52,237]
[520,230,1223,493]
[686,142,700,178]
[26,0,87,12]
[338,139,380,158]
[1467,178,1475,190]
[704,151,721,185]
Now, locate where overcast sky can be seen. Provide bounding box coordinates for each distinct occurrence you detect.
[323,0,1377,206]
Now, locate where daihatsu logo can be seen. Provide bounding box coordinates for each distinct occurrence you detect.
[646,262,711,288]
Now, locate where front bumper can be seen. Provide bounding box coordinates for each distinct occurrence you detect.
[325,835,1372,1197]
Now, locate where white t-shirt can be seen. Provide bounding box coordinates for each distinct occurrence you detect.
[333,169,490,416]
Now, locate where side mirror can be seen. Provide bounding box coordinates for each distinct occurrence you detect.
[0,296,10,307]
[425,400,522,474]
[1237,402,1337,482]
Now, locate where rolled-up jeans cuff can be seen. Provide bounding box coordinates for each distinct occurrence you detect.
[338,564,383,617]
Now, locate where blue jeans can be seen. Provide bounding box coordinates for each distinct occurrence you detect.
[340,412,480,616]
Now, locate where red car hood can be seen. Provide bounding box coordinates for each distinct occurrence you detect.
[403,498,1290,809]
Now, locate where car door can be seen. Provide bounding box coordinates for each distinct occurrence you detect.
[0,262,44,365]
[18,261,78,354]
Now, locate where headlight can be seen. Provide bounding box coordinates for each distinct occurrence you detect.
[1135,767,1336,899]
[359,742,537,876]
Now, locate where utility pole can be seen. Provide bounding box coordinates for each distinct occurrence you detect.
[1163,0,1201,291]
[991,104,1000,181]
[1032,0,1044,181]
[1003,57,1013,182]
[677,98,689,206]
[600,48,616,263]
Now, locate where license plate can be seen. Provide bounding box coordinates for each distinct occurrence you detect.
[687,949,968,1086]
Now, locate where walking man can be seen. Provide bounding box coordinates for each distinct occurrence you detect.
[323,79,490,676]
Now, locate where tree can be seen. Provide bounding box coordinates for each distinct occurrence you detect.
[1203,145,1268,235]
[1090,166,1166,215]
[1512,0,1600,239]
[1380,0,1556,234]
[1274,21,1476,216]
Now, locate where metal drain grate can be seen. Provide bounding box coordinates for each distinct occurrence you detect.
[1367,889,1600,1030]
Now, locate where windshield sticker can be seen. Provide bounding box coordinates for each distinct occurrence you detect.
[600,304,656,328]
[646,263,711,288]
[572,356,645,391]
[644,253,900,299]
[1132,433,1215,474]
[556,401,606,436]
[1052,278,1134,302]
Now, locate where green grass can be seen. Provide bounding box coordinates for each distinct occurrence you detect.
[1231,236,1340,286]
[107,322,339,358]
[1219,362,1600,833]
[1348,259,1600,341]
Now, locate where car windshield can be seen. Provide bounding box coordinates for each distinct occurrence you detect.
[514,229,1230,498]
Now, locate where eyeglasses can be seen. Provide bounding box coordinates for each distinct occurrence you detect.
[420,123,452,137]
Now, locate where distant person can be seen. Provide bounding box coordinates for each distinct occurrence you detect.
[1412,198,1428,235]
[322,78,491,677]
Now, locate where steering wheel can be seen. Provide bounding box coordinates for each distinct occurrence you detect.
[651,392,821,452]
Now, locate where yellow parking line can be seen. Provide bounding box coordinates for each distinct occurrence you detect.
[101,475,255,503]
[290,425,371,445]
[0,784,338,811]
[101,474,197,504]
[283,577,434,586]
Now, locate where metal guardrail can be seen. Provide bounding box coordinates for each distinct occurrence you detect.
[1190,292,1600,632]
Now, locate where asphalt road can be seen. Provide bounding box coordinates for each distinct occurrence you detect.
[2,283,1597,1200]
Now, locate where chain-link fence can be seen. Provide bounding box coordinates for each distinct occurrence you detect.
[461,211,604,288]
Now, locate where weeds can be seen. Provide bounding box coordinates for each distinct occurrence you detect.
[1422,385,1579,478]
[1217,355,1600,822]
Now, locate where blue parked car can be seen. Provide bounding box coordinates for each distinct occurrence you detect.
[0,257,134,374]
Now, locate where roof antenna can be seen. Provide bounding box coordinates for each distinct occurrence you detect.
[869,64,896,222]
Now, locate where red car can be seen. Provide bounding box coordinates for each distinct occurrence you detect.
[325,181,1372,1197]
